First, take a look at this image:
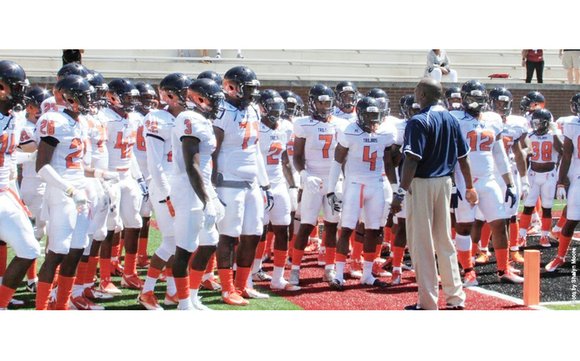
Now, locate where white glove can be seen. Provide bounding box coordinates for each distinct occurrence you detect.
[300,170,322,193]
[203,199,217,230]
[288,187,298,211]
[102,171,120,183]
[520,181,530,200]
[556,184,567,200]
[66,187,88,212]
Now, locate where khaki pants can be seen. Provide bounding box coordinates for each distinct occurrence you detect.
[406,177,465,310]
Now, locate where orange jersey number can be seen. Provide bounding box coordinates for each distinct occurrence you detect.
[114,132,133,159]
[531,141,553,162]
[0,133,16,167]
[240,121,259,150]
[362,145,378,171]
[319,134,333,159]
[65,138,84,169]
[467,130,494,152]
[266,142,283,165]
[135,125,146,152]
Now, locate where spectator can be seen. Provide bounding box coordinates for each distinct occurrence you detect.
[559,49,580,84]
[215,49,244,59]
[390,78,477,310]
[62,49,83,66]
[424,49,457,83]
[522,49,544,83]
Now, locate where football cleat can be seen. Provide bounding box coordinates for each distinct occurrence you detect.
[270,279,301,291]
[240,287,270,299]
[164,292,179,306]
[111,261,124,277]
[26,281,37,293]
[121,274,144,290]
[328,278,345,291]
[545,256,565,272]
[317,248,326,266]
[349,260,363,279]
[70,296,105,311]
[510,250,525,264]
[361,277,390,289]
[305,238,321,252]
[222,291,249,306]
[391,269,402,285]
[9,298,24,306]
[96,279,122,295]
[507,262,522,276]
[516,236,527,248]
[251,269,272,282]
[462,270,479,287]
[474,250,491,265]
[200,276,222,292]
[527,223,541,236]
[539,236,552,248]
[289,269,300,286]
[498,270,524,284]
[372,260,392,278]
[191,296,211,311]
[138,291,163,311]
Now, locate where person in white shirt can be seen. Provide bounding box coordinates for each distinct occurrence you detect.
[424,49,458,83]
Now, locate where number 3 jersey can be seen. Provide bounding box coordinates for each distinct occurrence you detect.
[36,110,88,182]
[337,121,396,184]
[101,107,140,172]
[293,115,349,177]
[258,119,292,185]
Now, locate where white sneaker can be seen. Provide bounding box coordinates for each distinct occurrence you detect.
[191,297,211,311]
[289,269,300,285]
[252,270,272,282]
[270,279,300,291]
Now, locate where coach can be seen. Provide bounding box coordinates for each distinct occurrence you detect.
[390,78,478,310]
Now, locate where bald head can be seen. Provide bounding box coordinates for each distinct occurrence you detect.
[415,78,442,108]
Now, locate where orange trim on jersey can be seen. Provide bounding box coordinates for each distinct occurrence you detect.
[0,187,32,217]
[359,184,365,209]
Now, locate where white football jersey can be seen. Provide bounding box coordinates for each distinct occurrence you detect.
[293,115,349,177]
[0,112,25,188]
[528,132,559,164]
[102,108,140,171]
[36,111,88,181]
[338,121,396,184]
[213,102,261,182]
[452,110,503,179]
[500,114,528,154]
[83,112,109,170]
[556,115,576,138]
[332,107,357,123]
[133,112,149,179]
[40,96,62,114]
[173,110,216,186]
[384,116,406,146]
[563,118,580,176]
[144,109,175,175]
[19,120,40,179]
[258,120,291,184]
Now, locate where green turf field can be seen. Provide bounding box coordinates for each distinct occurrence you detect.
[544,303,580,310]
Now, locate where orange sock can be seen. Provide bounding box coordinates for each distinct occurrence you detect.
[189,269,204,290]
[363,252,375,263]
[457,250,473,271]
[27,259,37,281]
[255,241,267,262]
[351,240,363,262]
[541,217,552,233]
[174,276,189,300]
[146,265,162,279]
[55,275,75,310]
[234,266,251,290]
[519,214,532,232]
[217,269,234,293]
[35,281,53,310]
[325,247,336,266]
[480,223,491,249]
[556,214,567,229]
[311,223,319,239]
[0,285,16,308]
[349,233,355,253]
[392,246,405,268]
[0,243,7,277]
[495,248,508,272]
[205,253,216,275]
[265,232,274,258]
[291,249,305,267]
[374,244,382,260]
[273,249,287,268]
[384,226,392,245]
[100,258,111,281]
[124,253,137,276]
[557,235,572,258]
[74,261,88,286]
[509,222,519,248]
[336,252,347,262]
[85,256,99,284]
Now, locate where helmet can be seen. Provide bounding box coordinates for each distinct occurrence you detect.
[461,80,487,114]
[520,91,545,113]
[223,66,260,108]
[399,94,420,119]
[295,95,304,116]
[489,87,513,117]
[279,90,299,118]
[258,89,285,126]
[25,86,52,107]
[570,93,580,116]
[366,88,390,117]
[530,108,553,135]
[187,78,225,120]
[57,63,91,80]
[55,75,93,115]
[335,81,358,112]
[0,60,29,111]
[107,79,140,112]
[444,86,462,111]
[308,84,335,121]
[356,97,382,133]
[88,70,108,108]
[159,73,191,108]
[135,82,158,113]
[197,70,223,87]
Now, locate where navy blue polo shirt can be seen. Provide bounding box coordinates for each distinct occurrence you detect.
[403,104,469,178]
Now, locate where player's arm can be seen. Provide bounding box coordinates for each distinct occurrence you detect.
[557,136,573,186]
[182,136,209,206]
[326,143,348,194]
[553,133,563,156]
[255,139,270,189]
[390,144,402,168]
[511,137,527,177]
[292,136,306,173]
[211,126,224,187]
[145,134,170,198]
[281,150,296,188]
[383,145,398,186]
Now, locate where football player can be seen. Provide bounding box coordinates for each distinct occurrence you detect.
[326,97,395,290]
[290,84,349,286]
[137,73,190,310]
[40,63,92,115]
[444,86,462,111]
[213,66,272,305]
[450,80,523,286]
[332,81,359,122]
[0,60,41,310]
[518,109,562,248]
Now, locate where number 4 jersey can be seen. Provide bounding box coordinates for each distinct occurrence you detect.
[101,107,140,172]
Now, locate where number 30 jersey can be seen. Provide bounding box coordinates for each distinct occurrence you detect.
[258,120,292,184]
[102,108,140,172]
[36,110,88,181]
[293,115,349,177]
